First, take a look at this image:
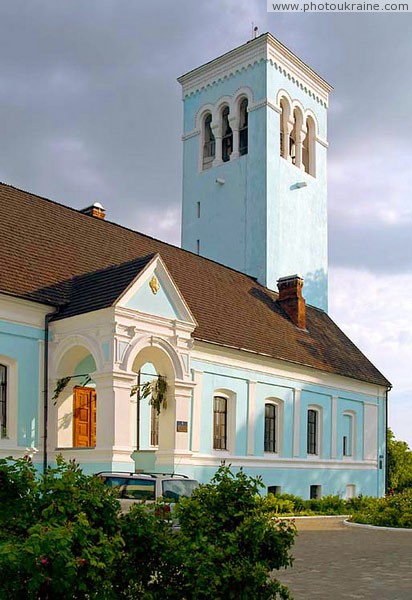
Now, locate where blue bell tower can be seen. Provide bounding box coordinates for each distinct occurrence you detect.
[178,33,332,311]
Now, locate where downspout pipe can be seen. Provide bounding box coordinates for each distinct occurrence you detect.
[384,384,392,495]
[43,306,60,474]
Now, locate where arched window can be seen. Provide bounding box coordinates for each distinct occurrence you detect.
[302,116,316,176]
[343,412,355,457]
[213,395,227,450]
[202,113,215,170]
[0,364,7,438]
[264,403,277,453]
[221,106,233,162]
[279,97,290,159]
[307,408,320,455]
[239,98,248,156]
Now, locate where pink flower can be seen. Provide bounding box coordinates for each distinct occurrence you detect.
[40,557,49,565]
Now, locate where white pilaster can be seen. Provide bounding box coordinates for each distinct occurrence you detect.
[293,388,301,457]
[247,380,257,455]
[191,370,203,452]
[331,395,338,459]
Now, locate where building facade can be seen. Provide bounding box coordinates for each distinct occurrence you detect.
[0,34,390,499]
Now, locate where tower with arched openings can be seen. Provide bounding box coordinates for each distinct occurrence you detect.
[179,33,331,311]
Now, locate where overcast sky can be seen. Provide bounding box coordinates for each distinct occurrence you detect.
[1,1,411,444]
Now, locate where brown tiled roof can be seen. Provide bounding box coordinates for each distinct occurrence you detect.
[0,183,390,387]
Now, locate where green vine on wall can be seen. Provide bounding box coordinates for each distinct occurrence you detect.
[52,374,91,404]
[130,375,168,415]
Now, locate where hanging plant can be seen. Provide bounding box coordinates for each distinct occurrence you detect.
[52,374,92,404]
[130,375,168,415]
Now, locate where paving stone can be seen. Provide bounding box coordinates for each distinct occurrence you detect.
[277,517,412,599]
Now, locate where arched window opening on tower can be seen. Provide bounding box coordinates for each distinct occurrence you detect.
[202,113,215,170]
[239,98,248,155]
[221,106,233,162]
[302,116,316,176]
[279,97,290,159]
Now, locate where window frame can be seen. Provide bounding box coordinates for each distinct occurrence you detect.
[238,97,248,156]
[212,390,236,454]
[0,356,17,445]
[307,406,322,457]
[202,112,215,170]
[0,364,7,439]
[342,411,356,459]
[213,395,228,450]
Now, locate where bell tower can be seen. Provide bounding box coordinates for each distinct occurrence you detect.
[178,33,332,311]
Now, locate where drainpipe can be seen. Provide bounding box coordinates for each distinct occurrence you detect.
[384,385,392,495]
[43,306,60,474]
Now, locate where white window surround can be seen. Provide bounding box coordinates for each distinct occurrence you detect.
[0,355,18,447]
[263,398,284,457]
[211,389,236,456]
[342,410,356,460]
[307,404,322,459]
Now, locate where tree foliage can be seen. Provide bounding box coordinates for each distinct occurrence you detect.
[0,458,295,599]
[387,428,412,492]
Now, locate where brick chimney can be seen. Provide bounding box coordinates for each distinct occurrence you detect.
[277,275,306,329]
[80,202,106,219]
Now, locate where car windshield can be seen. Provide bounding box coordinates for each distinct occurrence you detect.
[101,476,156,501]
[161,479,199,501]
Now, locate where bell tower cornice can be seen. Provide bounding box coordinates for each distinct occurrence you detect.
[178,33,332,107]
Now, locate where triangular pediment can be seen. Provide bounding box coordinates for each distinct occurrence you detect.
[115,254,197,326]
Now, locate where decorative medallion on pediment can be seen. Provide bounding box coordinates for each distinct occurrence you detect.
[149,275,160,295]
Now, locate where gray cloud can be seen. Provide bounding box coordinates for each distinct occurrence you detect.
[0,2,410,275]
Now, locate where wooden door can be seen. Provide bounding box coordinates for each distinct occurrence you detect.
[73,387,96,448]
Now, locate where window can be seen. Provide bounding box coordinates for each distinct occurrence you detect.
[267,485,281,496]
[73,386,96,448]
[202,113,215,170]
[213,395,227,450]
[310,484,321,499]
[150,404,159,447]
[221,106,233,162]
[279,97,290,159]
[343,412,354,457]
[264,403,277,453]
[307,409,318,455]
[197,201,201,218]
[302,116,316,176]
[239,98,248,156]
[0,364,7,438]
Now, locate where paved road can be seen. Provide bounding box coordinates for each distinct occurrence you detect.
[276,517,412,600]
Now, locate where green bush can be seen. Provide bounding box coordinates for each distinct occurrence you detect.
[173,467,296,599]
[350,489,412,528]
[0,458,296,599]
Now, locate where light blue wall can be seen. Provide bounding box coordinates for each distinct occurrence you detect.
[0,320,43,448]
[181,57,328,310]
[189,357,384,497]
[125,269,181,320]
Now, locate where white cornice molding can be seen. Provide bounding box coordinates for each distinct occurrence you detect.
[248,99,280,114]
[178,33,332,107]
[0,293,51,329]
[191,341,387,399]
